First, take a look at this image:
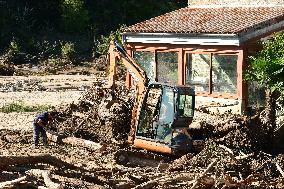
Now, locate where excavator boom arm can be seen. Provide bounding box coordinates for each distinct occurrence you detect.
[105,41,149,143]
[106,41,148,91]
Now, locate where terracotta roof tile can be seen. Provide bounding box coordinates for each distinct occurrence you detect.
[123,6,284,34]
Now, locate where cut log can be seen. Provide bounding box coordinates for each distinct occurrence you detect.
[46,131,105,152]
[0,176,27,188]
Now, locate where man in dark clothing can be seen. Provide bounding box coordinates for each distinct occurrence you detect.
[33,111,55,146]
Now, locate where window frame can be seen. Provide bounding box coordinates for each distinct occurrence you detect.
[184,52,239,98]
[132,49,180,84]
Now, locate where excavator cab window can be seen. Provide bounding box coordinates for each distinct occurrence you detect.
[136,84,195,145]
[178,95,194,117]
[136,87,162,139]
[172,87,195,128]
[154,87,175,143]
[136,85,176,144]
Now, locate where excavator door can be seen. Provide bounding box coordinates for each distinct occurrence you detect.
[133,83,196,155]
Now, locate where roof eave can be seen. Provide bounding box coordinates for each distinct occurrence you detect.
[239,19,284,43]
[122,32,240,46]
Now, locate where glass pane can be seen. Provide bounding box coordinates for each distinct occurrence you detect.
[136,87,162,139]
[133,51,155,81]
[155,87,175,143]
[212,55,237,93]
[157,52,178,84]
[179,95,193,117]
[186,53,210,92]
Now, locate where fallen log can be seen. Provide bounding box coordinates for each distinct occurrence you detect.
[0,154,79,170]
[0,155,105,185]
[0,176,27,189]
[46,131,105,152]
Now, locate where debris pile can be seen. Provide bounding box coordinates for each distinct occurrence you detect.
[1,105,284,188]
[0,79,46,92]
[0,70,284,187]
[193,112,271,153]
[52,80,133,143]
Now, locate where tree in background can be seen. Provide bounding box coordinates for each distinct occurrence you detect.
[0,0,187,58]
[61,0,90,34]
[246,32,284,149]
[85,0,187,36]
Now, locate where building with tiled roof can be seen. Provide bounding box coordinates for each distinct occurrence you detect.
[121,1,284,114]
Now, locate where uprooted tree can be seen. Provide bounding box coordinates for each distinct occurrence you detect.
[245,31,284,151]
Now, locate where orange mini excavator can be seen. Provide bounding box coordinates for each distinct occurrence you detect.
[104,41,204,156]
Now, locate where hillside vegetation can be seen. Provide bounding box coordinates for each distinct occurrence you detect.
[0,0,186,67]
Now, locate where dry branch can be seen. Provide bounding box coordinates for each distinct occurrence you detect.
[133,174,171,189]
[190,159,217,189]
[133,172,215,189]
[276,163,284,178]
[219,145,237,161]
[27,169,63,189]
[216,174,257,187]
[235,153,254,160]
[0,176,27,188]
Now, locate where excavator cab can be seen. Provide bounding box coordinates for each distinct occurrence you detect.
[133,83,197,155]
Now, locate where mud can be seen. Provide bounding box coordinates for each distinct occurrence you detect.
[0,67,283,188]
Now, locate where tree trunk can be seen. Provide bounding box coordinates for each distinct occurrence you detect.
[263,89,280,151]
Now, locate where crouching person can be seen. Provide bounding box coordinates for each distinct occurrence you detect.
[33,111,55,147]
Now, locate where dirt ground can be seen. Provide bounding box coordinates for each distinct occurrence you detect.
[1,71,284,188]
[0,74,114,188]
[0,75,101,131]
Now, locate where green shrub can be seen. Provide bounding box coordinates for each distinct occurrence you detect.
[0,101,51,113]
[94,26,124,56]
[61,41,76,61]
[48,57,61,65]
[9,39,20,53]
